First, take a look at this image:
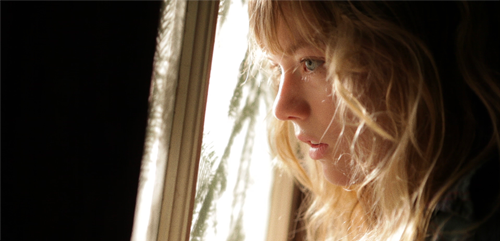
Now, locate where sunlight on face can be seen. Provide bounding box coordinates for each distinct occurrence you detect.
[267,14,357,186]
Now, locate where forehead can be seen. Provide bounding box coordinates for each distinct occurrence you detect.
[269,15,324,58]
[255,1,324,56]
[275,19,306,54]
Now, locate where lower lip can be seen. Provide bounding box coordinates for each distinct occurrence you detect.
[309,143,328,160]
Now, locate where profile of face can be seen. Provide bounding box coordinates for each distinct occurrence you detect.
[267,16,357,186]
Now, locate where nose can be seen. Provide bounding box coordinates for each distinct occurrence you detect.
[273,71,310,121]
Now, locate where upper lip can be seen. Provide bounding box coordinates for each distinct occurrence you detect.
[296,133,323,146]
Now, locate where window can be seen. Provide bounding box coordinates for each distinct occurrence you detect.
[190,0,273,240]
[130,1,299,241]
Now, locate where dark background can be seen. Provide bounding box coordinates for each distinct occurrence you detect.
[3,2,162,240]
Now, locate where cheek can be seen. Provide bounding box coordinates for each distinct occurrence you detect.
[308,83,336,119]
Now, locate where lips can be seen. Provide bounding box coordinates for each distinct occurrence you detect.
[308,142,329,160]
[296,134,329,160]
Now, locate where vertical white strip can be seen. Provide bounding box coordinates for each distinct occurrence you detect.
[130,1,187,241]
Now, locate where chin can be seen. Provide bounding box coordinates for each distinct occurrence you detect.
[320,161,353,186]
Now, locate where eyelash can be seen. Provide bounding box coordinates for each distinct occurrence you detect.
[270,63,282,77]
[268,58,324,86]
[300,58,324,73]
[270,59,324,73]
[269,63,282,87]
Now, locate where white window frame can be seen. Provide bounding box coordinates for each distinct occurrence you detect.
[131,1,300,241]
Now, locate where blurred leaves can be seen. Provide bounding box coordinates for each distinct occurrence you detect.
[190,46,265,241]
[190,0,273,240]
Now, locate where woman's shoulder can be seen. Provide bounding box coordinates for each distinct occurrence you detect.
[469,156,500,241]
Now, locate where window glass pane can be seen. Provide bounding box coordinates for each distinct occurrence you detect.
[190,0,274,240]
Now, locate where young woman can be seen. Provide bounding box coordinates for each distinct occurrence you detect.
[248,1,500,240]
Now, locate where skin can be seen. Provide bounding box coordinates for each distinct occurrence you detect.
[267,18,356,186]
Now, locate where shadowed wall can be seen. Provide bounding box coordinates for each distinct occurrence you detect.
[3,2,161,240]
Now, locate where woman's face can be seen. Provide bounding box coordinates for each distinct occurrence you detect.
[267,19,356,186]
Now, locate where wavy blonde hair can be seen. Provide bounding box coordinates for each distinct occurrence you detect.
[248,1,500,240]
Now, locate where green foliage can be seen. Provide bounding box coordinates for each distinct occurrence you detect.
[190,1,273,240]
[190,140,225,241]
[190,45,269,241]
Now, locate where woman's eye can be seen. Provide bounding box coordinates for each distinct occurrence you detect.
[275,66,283,75]
[268,63,282,87]
[270,63,282,75]
[303,59,323,72]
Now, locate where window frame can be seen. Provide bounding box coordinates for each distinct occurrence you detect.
[131,1,301,241]
[156,1,220,241]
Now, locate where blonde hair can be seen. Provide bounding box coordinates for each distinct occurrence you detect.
[248,1,500,240]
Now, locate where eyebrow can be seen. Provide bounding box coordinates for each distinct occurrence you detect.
[265,38,323,63]
[284,40,310,55]
[264,41,311,62]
